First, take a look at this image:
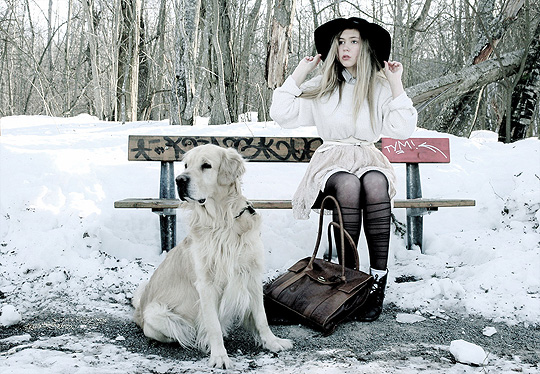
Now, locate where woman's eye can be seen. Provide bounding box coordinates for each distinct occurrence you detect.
[201,163,212,170]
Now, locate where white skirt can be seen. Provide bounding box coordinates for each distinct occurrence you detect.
[292,143,397,220]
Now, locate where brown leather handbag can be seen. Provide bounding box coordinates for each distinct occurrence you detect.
[263,196,373,335]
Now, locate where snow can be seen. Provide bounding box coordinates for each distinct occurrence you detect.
[0,305,22,327]
[482,326,498,337]
[1,115,539,372]
[395,312,426,324]
[450,339,489,366]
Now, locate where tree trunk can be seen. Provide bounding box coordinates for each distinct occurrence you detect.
[83,0,104,120]
[390,0,405,63]
[265,0,296,89]
[257,0,275,122]
[64,0,73,116]
[237,0,263,115]
[137,7,151,120]
[498,20,540,142]
[149,0,167,120]
[407,50,523,106]
[170,0,201,126]
[117,0,142,123]
[209,0,235,125]
[402,0,433,85]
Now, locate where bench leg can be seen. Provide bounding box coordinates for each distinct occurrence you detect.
[159,161,177,252]
[159,213,176,252]
[406,163,424,253]
[406,215,423,253]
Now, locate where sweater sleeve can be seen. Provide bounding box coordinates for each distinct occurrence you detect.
[379,89,417,139]
[269,76,318,129]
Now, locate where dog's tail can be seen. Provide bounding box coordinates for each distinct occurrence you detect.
[143,302,196,347]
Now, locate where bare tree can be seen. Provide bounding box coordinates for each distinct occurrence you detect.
[117,0,142,123]
[170,0,201,126]
[237,0,263,115]
[81,0,104,119]
[430,0,525,135]
[266,0,296,89]
[208,0,236,125]
[148,0,168,120]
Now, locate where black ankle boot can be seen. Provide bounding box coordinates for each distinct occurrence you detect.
[355,273,388,322]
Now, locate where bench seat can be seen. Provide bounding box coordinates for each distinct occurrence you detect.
[114,198,476,210]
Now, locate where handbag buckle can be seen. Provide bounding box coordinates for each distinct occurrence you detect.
[318,276,326,282]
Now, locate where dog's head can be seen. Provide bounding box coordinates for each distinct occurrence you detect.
[176,144,246,204]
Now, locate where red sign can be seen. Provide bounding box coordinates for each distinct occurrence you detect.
[381,138,450,163]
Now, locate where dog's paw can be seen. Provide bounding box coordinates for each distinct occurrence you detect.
[208,353,233,369]
[264,337,293,352]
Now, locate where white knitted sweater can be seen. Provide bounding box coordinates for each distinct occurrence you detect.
[269,75,417,142]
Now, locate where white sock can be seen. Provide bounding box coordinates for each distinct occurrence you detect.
[370,268,388,280]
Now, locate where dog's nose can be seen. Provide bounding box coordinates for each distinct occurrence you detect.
[176,174,189,191]
[176,174,190,201]
[176,174,189,188]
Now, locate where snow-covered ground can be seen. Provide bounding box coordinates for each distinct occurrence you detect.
[1,115,539,373]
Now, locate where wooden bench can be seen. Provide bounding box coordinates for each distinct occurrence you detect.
[114,135,475,254]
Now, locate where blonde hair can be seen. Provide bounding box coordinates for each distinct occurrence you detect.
[301,31,384,127]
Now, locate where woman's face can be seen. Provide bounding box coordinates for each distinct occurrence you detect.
[338,29,361,75]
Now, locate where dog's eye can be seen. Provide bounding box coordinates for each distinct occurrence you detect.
[184,164,188,169]
[201,163,212,170]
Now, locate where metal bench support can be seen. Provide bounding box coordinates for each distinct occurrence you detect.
[156,161,176,252]
[406,163,425,252]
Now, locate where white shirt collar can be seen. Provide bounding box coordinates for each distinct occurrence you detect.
[342,69,357,85]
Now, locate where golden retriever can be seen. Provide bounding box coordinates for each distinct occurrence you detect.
[133,144,292,369]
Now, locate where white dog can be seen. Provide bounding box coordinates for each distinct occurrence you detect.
[133,144,292,369]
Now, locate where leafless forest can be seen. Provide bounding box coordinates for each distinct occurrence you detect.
[1,0,538,142]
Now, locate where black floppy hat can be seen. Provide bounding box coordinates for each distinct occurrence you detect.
[314,17,391,69]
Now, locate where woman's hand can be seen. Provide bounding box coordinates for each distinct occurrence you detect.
[292,54,322,86]
[384,61,405,99]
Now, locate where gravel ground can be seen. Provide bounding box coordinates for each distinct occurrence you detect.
[1,303,539,369]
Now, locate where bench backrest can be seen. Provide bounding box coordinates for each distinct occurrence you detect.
[128,135,450,164]
[128,136,323,162]
[381,138,450,163]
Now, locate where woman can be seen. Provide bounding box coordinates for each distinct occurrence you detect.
[269,17,417,321]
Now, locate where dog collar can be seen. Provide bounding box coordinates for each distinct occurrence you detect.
[235,204,257,219]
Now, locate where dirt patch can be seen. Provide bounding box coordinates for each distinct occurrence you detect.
[1,304,538,367]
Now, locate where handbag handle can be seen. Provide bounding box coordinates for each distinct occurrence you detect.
[307,195,359,281]
[327,221,360,271]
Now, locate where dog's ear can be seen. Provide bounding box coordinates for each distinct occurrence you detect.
[218,148,246,185]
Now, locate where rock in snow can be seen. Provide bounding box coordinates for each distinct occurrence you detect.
[450,339,489,366]
[0,304,22,327]
[482,326,498,337]
[396,313,426,324]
